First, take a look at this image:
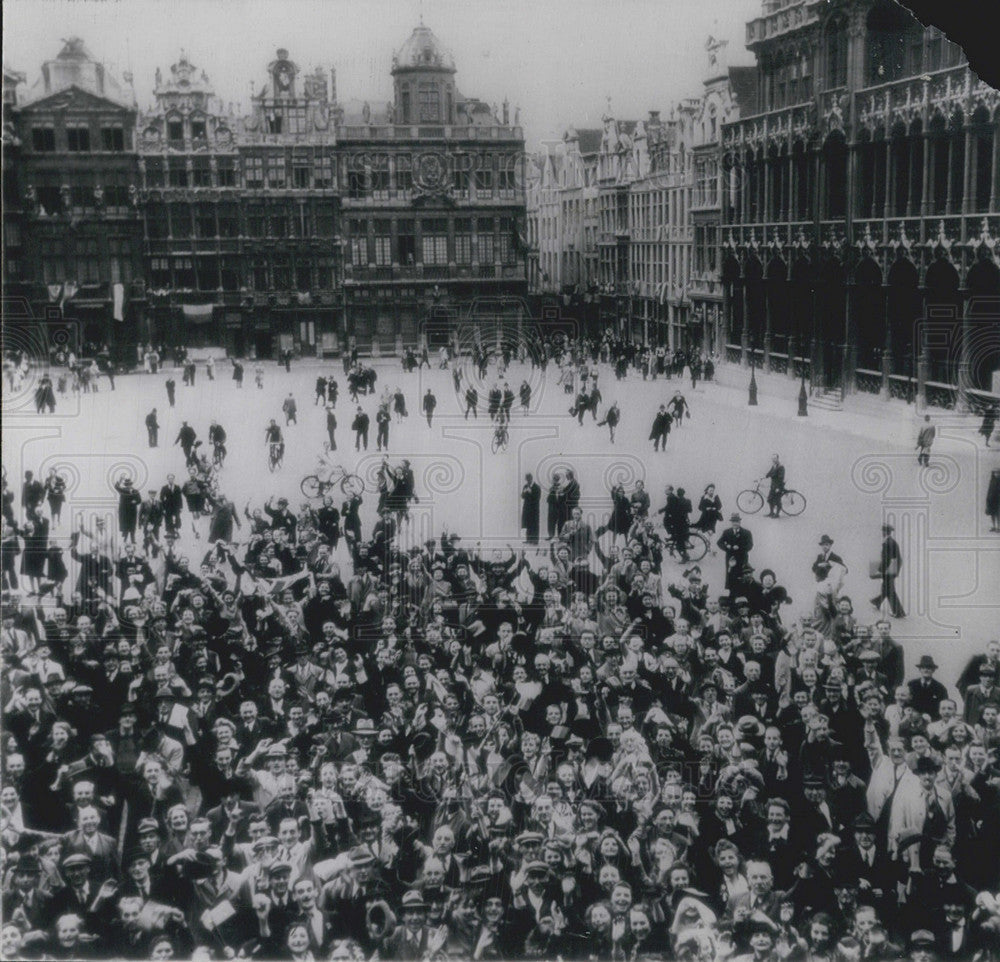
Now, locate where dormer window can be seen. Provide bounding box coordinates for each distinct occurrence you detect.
[167,119,184,144]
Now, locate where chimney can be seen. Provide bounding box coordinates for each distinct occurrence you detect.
[96,62,105,94]
[329,66,337,103]
[42,63,51,92]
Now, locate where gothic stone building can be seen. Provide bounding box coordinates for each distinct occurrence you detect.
[718,0,1000,408]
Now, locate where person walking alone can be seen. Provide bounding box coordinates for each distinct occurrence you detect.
[326,406,337,451]
[521,473,541,546]
[871,522,905,618]
[916,415,936,466]
[165,377,176,408]
[145,408,159,448]
[352,407,370,451]
[376,405,391,452]
[283,393,298,426]
[423,389,437,428]
[597,402,620,443]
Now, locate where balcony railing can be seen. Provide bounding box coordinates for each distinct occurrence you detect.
[337,124,523,142]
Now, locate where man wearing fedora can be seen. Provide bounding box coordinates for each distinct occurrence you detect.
[871,522,905,618]
[718,513,754,593]
[908,656,949,721]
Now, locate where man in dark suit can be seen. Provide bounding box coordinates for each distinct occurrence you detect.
[205,780,260,843]
[725,858,784,923]
[718,514,754,593]
[908,656,949,721]
[1,855,54,931]
[159,474,183,535]
[835,812,898,922]
[871,523,905,618]
[935,885,986,960]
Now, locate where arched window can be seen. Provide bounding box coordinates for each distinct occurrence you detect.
[866,0,923,85]
[825,17,848,89]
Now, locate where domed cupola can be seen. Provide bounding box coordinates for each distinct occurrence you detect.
[391,23,457,124]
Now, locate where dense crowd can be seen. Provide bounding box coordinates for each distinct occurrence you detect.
[2,334,1000,962]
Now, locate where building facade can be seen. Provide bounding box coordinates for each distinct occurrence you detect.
[339,26,527,354]
[718,0,1000,407]
[138,50,341,359]
[6,25,525,361]
[10,39,145,355]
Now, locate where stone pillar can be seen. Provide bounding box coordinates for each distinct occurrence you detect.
[957,296,972,413]
[844,283,857,394]
[880,286,892,400]
[946,137,955,214]
[921,134,932,217]
[740,280,750,366]
[963,127,975,215]
[763,281,773,370]
[990,126,1000,212]
[884,140,894,221]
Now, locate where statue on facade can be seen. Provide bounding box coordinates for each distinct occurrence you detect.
[128,183,139,206]
[362,101,371,123]
[93,185,105,208]
[24,184,36,211]
[386,101,395,124]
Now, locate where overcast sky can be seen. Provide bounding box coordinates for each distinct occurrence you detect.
[4,0,760,147]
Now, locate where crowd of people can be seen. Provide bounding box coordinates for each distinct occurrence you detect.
[2,333,1000,962]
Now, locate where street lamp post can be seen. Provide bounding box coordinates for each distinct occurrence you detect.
[748,335,758,406]
[798,360,808,416]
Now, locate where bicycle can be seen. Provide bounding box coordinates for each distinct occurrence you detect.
[491,421,509,454]
[268,441,284,473]
[301,454,365,499]
[663,530,709,563]
[736,478,806,517]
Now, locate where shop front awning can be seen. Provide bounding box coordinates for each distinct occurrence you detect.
[182,304,215,324]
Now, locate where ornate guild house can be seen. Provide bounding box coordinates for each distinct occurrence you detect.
[3,24,526,360]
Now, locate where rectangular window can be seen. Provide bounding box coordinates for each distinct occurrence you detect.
[218,204,239,238]
[268,156,286,189]
[296,262,312,290]
[32,126,56,151]
[192,157,212,187]
[348,168,367,199]
[295,204,310,237]
[168,159,189,188]
[316,257,335,289]
[475,166,494,199]
[272,211,288,238]
[150,257,171,287]
[170,204,191,238]
[71,238,98,283]
[220,256,241,291]
[246,206,266,237]
[313,155,334,189]
[174,257,195,287]
[196,204,216,238]
[107,238,129,285]
[101,126,125,151]
[453,169,469,195]
[167,120,184,144]
[350,237,368,267]
[477,217,494,262]
[244,156,264,190]
[217,158,237,187]
[421,234,448,265]
[145,157,166,188]
[147,204,169,239]
[454,232,472,264]
[197,256,218,290]
[397,219,415,265]
[252,260,268,290]
[395,156,412,195]
[371,163,390,199]
[419,83,440,122]
[374,235,392,266]
[293,164,310,189]
[498,218,515,263]
[315,204,336,237]
[67,126,91,152]
[191,119,207,142]
[498,167,517,196]
[273,258,291,290]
